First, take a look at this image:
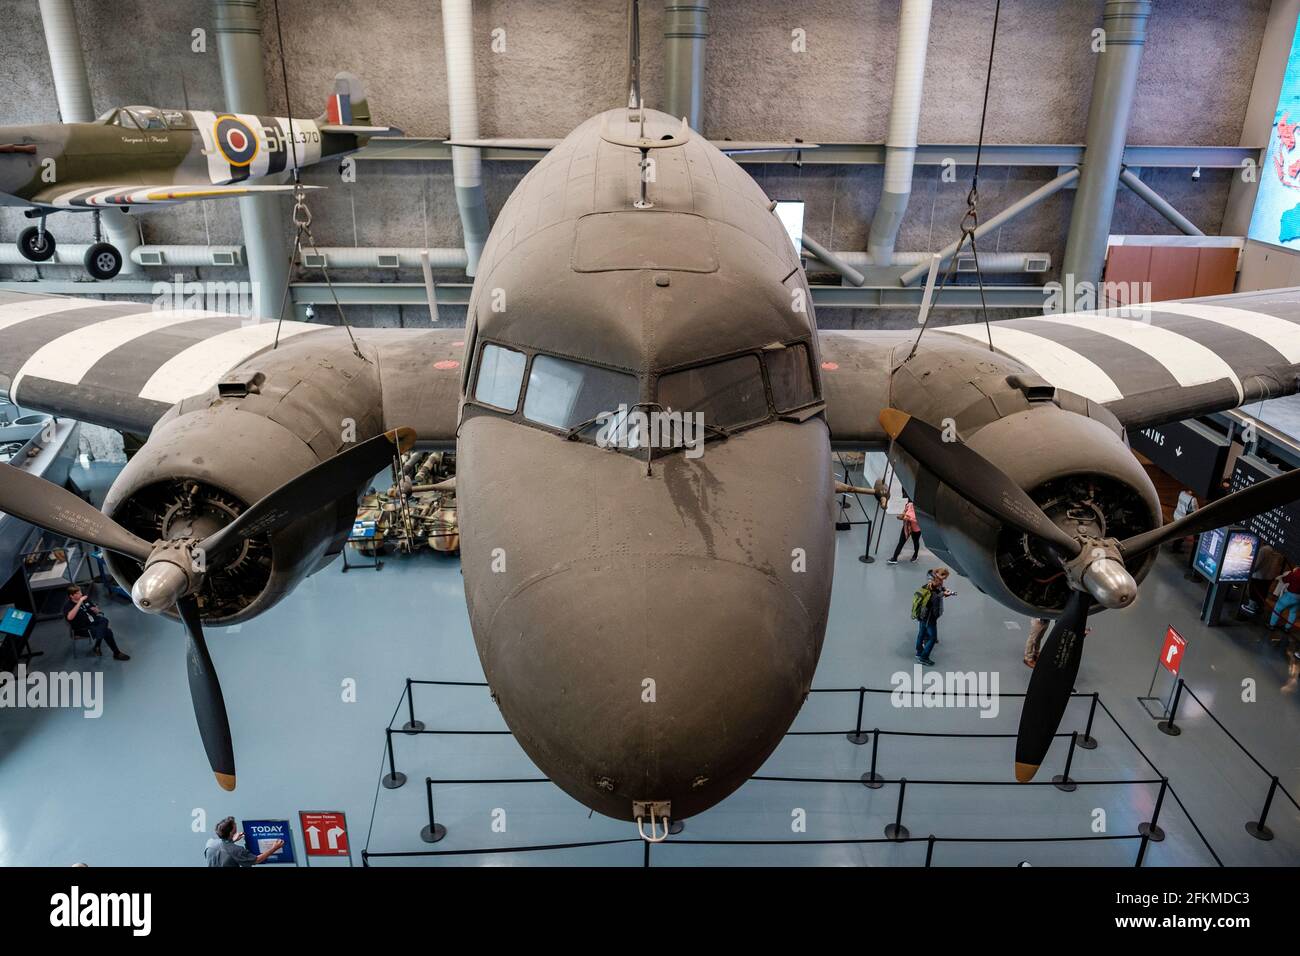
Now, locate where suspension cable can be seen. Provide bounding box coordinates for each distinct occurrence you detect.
[904,0,1002,363]
[268,0,366,362]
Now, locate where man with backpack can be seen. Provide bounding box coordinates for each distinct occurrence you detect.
[911,568,954,666]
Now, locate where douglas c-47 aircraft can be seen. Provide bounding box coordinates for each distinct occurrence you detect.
[4,49,1300,838]
[0,71,395,279]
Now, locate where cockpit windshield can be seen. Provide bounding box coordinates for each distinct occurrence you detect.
[523,354,639,431]
[466,339,819,456]
[657,353,769,431]
[101,107,170,130]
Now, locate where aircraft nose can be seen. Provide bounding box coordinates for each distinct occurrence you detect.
[484,551,818,821]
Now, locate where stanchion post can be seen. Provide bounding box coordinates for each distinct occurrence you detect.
[1077,692,1099,750]
[1245,775,1278,842]
[1135,832,1149,867]
[924,833,935,867]
[846,687,869,744]
[381,727,407,789]
[861,728,884,788]
[420,776,447,843]
[402,677,426,734]
[1137,777,1167,842]
[1157,678,1184,736]
[884,777,910,841]
[858,515,875,564]
[1052,731,1079,792]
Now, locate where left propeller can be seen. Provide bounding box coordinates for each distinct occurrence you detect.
[880,408,1300,782]
[0,426,416,789]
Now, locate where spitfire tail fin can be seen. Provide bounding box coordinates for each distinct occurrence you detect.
[321,71,371,126]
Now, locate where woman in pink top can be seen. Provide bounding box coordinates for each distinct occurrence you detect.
[888,496,923,564]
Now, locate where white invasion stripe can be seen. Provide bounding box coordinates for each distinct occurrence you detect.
[941,324,1125,403]
[11,310,216,402]
[138,321,321,405]
[0,296,112,332]
[1036,314,1244,402]
[1149,302,1300,364]
[50,184,135,207]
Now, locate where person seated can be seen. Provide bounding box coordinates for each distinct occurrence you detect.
[62,585,129,660]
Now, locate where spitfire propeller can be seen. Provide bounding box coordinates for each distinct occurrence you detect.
[0,427,416,790]
[879,408,1300,781]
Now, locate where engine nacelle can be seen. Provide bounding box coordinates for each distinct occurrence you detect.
[101,334,385,624]
[889,337,1161,617]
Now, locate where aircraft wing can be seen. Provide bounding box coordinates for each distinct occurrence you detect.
[818,287,1300,444]
[0,291,464,441]
[31,182,321,209]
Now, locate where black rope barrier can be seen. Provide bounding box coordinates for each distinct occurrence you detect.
[1161,678,1300,841]
[1093,696,1222,866]
[368,675,1217,866]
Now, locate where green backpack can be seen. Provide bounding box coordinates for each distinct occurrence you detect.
[910,585,932,621]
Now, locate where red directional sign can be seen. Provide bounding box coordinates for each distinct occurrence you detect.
[299,811,349,857]
[1158,626,1187,674]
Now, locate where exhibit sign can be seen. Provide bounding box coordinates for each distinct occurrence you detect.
[1193,527,1227,582]
[241,818,296,865]
[1158,626,1187,675]
[299,811,349,858]
[1229,455,1300,563]
[1126,419,1229,500]
[1249,18,1300,249]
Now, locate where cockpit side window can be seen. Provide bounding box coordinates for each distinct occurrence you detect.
[765,343,817,412]
[522,354,639,430]
[473,343,527,412]
[658,353,768,431]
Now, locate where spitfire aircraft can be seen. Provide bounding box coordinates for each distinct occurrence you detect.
[4,55,1300,838]
[0,72,393,279]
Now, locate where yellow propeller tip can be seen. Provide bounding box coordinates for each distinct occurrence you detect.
[1014,762,1039,783]
[878,408,910,440]
[215,772,237,792]
[386,426,418,454]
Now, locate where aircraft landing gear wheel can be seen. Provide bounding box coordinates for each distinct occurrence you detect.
[18,225,55,262]
[84,242,123,280]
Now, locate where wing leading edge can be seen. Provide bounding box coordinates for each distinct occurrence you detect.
[0,292,463,441]
[817,287,1300,443]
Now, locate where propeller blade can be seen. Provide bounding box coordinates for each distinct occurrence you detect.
[0,463,152,563]
[1120,467,1300,560]
[178,596,236,791]
[1014,589,1092,781]
[200,427,416,566]
[879,409,1082,558]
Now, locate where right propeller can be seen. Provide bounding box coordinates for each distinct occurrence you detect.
[880,408,1300,781]
[0,427,415,790]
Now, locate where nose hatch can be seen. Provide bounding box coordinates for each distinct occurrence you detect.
[483,552,817,821]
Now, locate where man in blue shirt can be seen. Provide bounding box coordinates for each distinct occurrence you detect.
[204,817,284,867]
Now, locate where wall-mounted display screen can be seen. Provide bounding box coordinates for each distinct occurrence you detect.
[1249,22,1300,249]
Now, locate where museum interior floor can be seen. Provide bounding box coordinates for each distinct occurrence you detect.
[0,455,1297,867]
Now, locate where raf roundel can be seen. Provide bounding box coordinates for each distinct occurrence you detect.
[213,115,259,168]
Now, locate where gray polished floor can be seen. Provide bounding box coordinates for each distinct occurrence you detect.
[0,458,1296,866]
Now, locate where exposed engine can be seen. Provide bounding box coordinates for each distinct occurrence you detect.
[100,334,387,625]
[889,337,1162,618]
